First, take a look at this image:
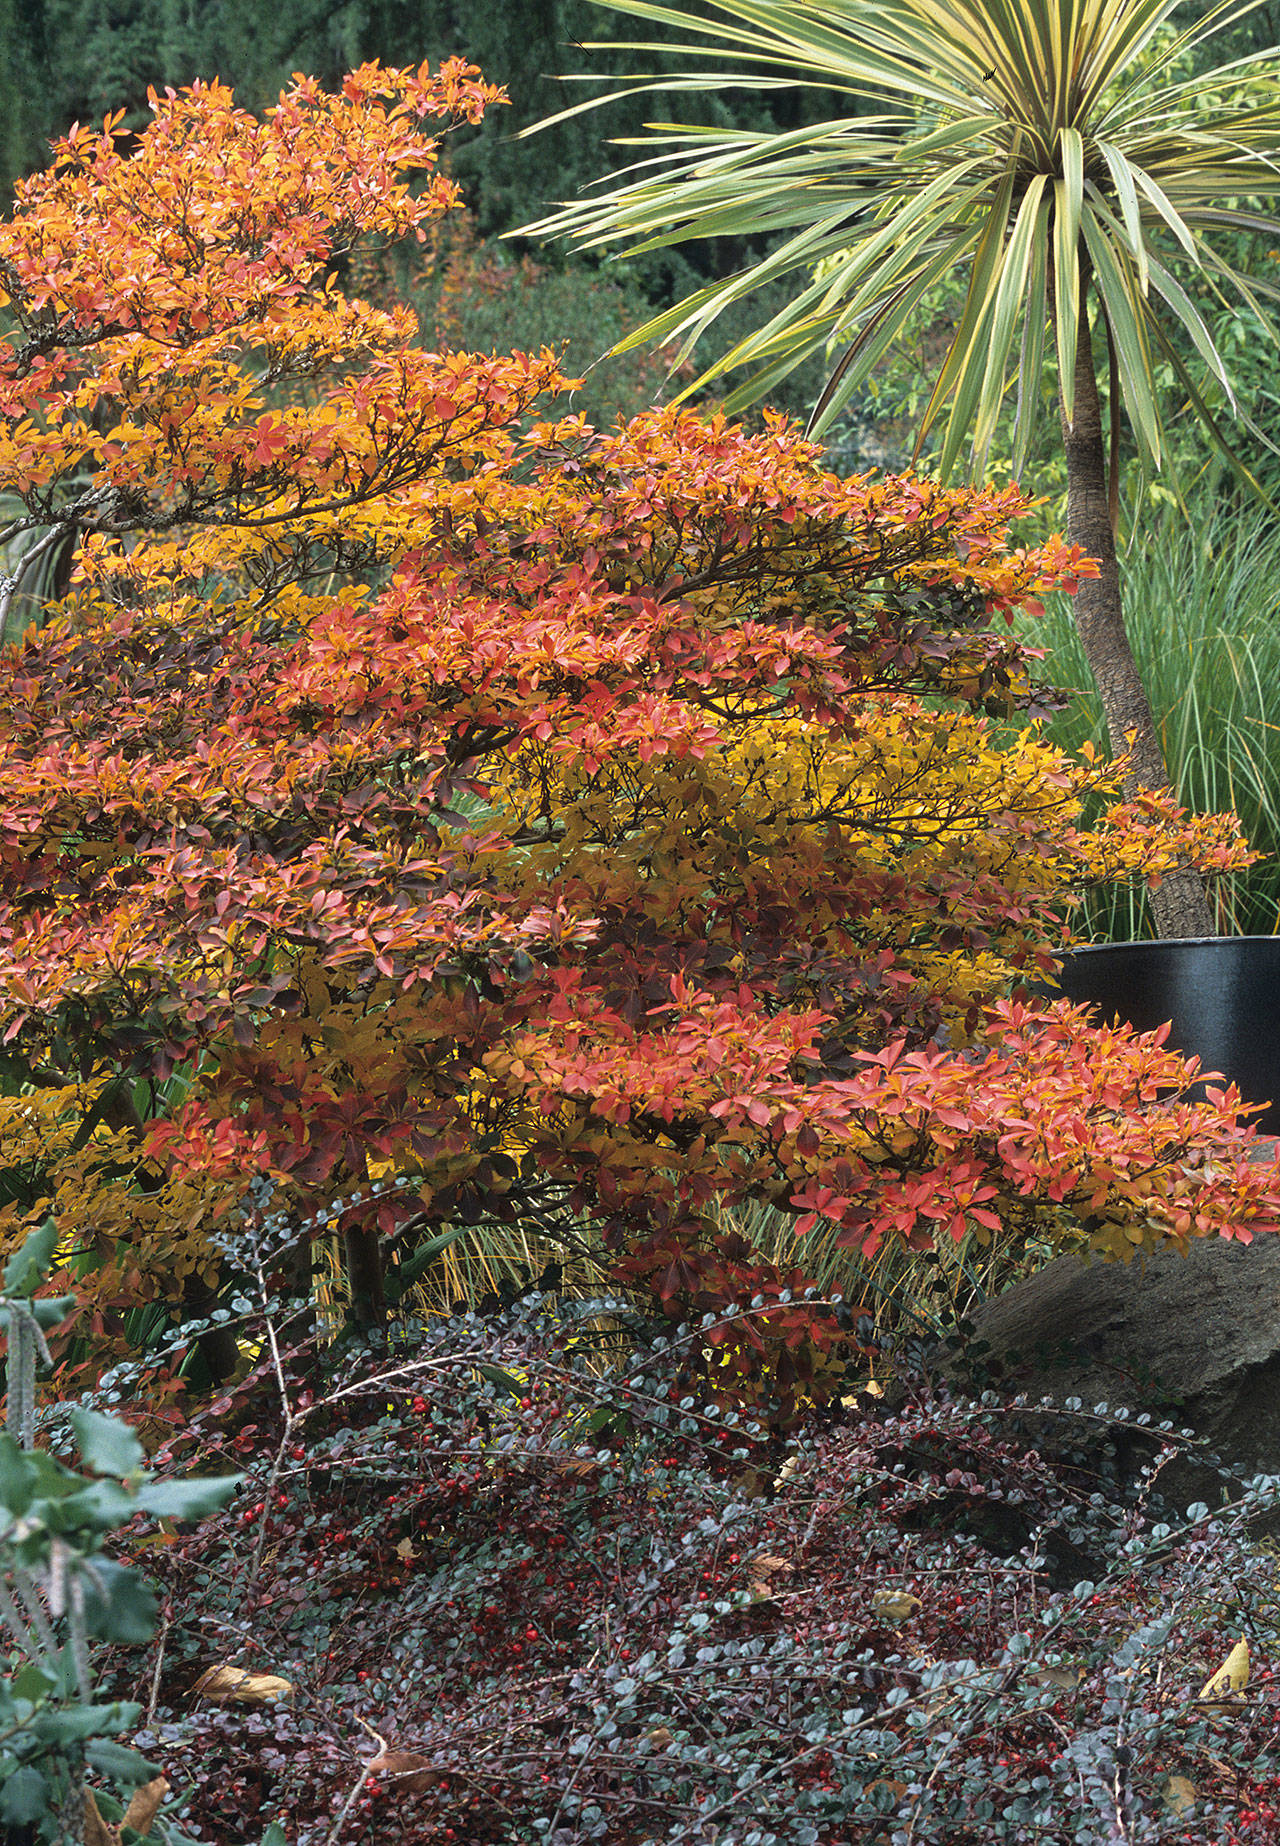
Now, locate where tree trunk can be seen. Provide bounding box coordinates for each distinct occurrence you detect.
[343,1219,386,1332]
[1059,285,1216,940]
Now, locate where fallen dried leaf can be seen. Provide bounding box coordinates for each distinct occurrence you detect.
[191,1664,294,1705]
[747,1552,794,1601]
[1029,1665,1083,1692]
[749,1554,792,1578]
[1199,1638,1250,1701]
[367,1749,436,1793]
[554,1455,601,1479]
[867,1777,908,1803]
[82,1794,116,1846]
[1161,1774,1197,1818]
[122,1777,169,1838]
[872,1589,922,1622]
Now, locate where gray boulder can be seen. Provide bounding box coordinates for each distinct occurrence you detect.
[958,1231,1280,1520]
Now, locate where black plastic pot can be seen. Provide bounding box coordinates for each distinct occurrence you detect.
[1055,936,1280,1134]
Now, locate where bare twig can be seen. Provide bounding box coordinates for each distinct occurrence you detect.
[145,1611,171,1728]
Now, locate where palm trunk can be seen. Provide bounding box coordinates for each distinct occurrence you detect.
[344,1219,386,1331]
[1060,286,1215,940]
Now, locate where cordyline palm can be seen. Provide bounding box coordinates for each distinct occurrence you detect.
[529,0,1280,937]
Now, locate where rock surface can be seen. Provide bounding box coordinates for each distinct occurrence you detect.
[960,1231,1280,1518]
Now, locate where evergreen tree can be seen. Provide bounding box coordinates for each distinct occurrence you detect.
[0,1,838,257]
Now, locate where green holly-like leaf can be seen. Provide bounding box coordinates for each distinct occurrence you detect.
[29,1294,77,1330]
[31,1700,142,1750]
[47,1478,138,1535]
[86,1735,161,1784]
[1,1217,58,1298]
[133,1475,240,1523]
[72,1407,145,1479]
[0,1763,50,1825]
[81,1559,158,1643]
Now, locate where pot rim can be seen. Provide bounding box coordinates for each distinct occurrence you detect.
[1061,935,1280,954]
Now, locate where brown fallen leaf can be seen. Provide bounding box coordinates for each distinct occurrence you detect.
[747,1552,793,1601]
[122,1777,170,1838]
[554,1455,601,1480]
[81,1780,170,1846]
[366,1749,437,1794]
[395,1537,419,1562]
[82,1794,117,1846]
[749,1553,791,1578]
[1029,1665,1084,1693]
[191,1663,294,1705]
[867,1778,908,1805]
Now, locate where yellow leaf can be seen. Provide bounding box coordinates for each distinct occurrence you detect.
[191,1664,294,1705]
[1161,1774,1197,1817]
[1199,1637,1249,1700]
[773,1455,803,1491]
[872,1589,922,1622]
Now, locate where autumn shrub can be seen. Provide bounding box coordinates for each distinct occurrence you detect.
[0,64,1278,1418]
[84,1266,1280,1846]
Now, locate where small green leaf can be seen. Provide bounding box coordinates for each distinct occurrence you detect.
[386,1225,468,1298]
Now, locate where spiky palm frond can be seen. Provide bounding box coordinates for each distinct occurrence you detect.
[527,0,1280,480]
